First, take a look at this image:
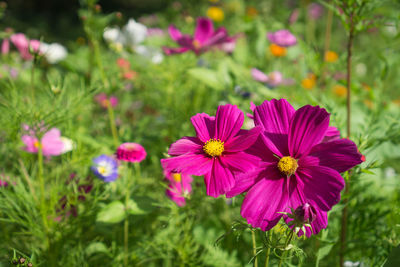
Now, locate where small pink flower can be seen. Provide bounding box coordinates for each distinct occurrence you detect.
[308,3,324,20]
[267,29,297,47]
[288,9,300,25]
[1,38,9,54]
[10,33,32,60]
[94,93,119,109]
[251,68,284,88]
[116,58,130,70]
[116,142,147,163]
[21,128,64,157]
[147,28,165,37]
[164,170,193,206]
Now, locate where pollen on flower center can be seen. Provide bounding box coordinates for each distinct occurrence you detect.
[34,140,41,149]
[192,40,201,50]
[277,156,298,176]
[98,166,107,175]
[203,138,224,157]
[172,173,182,182]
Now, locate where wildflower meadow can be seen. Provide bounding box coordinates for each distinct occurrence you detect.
[1,0,400,266]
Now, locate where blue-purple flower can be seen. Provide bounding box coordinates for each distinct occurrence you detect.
[91,155,119,182]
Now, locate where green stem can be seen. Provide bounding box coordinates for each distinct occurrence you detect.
[92,39,109,88]
[30,57,36,105]
[107,103,119,148]
[252,229,258,267]
[264,231,271,267]
[38,145,46,227]
[124,163,133,267]
[278,230,294,267]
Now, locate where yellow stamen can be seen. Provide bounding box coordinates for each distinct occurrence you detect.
[98,166,107,175]
[172,173,182,182]
[34,140,41,149]
[192,40,201,50]
[203,138,224,157]
[277,156,298,176]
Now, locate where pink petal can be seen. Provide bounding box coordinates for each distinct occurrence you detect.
[288,105,330,158]
[322,126,341,143]
[168,136,203,156]
[162,46,190,55]
[203,27,228,47]
[215,104,243,142]
[226,164,273,198]
[245,136,279,163]
[251,68,269,83]
[221,151,260,173]
[204,157,235,197]
[224,127,261,152]
[296,165,345,211]
[240,169,288,231]
[1,39,9,54]
[168,25,183,41]
[194,17,214,44]
[161,153,212,176]
[21,135,38,153]
[190,113,215,142]
[308,138,363,173]
[254,99,295,134]
[41,128,64,156]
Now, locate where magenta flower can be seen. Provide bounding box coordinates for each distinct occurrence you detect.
[94,93,118,109]
[227,99,363,235]
[161,104,261,197]
[116,142,147,163]
[267,30,297,47]
[164,170,193,206]
[163,17,234,55]
[9,33,40,60]
[21,128,64,157]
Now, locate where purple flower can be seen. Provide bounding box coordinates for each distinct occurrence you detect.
[91,155,119,182]
[308,3,324,20]
[227,99,363,235]
[163,17,235,55]
[161,104,261,197]
[267,30,297,47]
[164,170,193,206]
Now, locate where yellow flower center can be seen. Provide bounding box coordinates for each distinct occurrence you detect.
[34,140,41,149]
[203,138,224,157]
[172,173,182,182]
[277,156,298,176]
[192,40,201,50]
[324,51,338,63]
[98,166,107,175]
[206,6,225,22]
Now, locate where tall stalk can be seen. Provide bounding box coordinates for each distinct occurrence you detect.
[340,11,355,267]
[252,229,258,267]
[124,164,132,267]
[107,102,119,148]
[278,230,294,267]
[264,231,271,267]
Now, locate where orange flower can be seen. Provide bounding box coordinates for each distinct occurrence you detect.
[364,99,373,109]
[246,6,258,18]
[324,51,338,63]
[301,73,317,90]
[206,6,224,22]
[333,85,347,97]
[269,44,287,57]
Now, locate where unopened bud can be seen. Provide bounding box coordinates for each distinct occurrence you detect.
[294,203,316,224]
[19,257,26,264]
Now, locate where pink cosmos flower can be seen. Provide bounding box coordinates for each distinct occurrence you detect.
[9,33,41,60]
[288,9,300,25]
[116,142,147,163]
[164,171,193,206]
[94,93,118,109]
[227,99,363,236]
[1,38,9,54]
[21,128,65,157]
[161,104,261,198]
[267,30,297,47]
[308,3,324,20]
[251,68,284,88]
[163,17,235,55]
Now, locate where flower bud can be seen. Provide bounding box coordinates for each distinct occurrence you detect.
[294,203,316,224]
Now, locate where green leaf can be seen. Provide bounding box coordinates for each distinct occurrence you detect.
[187,68,223,90]
[96,201,125,224]
[85,242,110,257]
[127,196,156,215]
[315,244,334,267]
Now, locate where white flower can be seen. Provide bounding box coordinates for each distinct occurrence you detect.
[122,19,147,47]
[135,45,164,64]
[39,43,68,64]
[60,137,74,154]
[103,27,125,45]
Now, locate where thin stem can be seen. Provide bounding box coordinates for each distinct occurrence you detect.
[324,3,334,58]
[107,103,119,148]
[124,163,133,267]
[93,39,109,88]
[264,231,271,267]
[30,56,36,105]
[38,145,46,227]
[278,230,294,267]
[340,11,355,267]
[252,229,258,267]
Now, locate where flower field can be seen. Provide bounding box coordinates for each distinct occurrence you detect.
[1,0,400,266]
